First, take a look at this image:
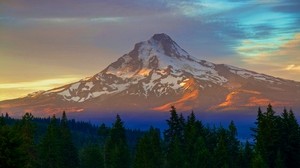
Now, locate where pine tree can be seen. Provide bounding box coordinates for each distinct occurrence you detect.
[39,115,62,168]
[251,152,267,168]
[134,127,162,168]
[274,151,284,168]
[60,111,79,168]
[183,111,203,168]
[79,144,104,168]
[17,113,37,168]
[164,106,184,145]
[240,141,253,168]
[279,109,300,167]
[194,137,211,168]
[104,114,130,168]
[228,121,240,168]
[165,137,184,168]
[0,115,25,168]
[98,123,110,143]
[253,104,280,167]
[164,106,185,168]
[0,114,5,126]
[213,129,229,168]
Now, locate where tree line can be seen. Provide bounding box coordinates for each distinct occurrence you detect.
[0,104,300,168]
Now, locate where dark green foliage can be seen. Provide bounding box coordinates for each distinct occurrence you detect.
[279,109,300,167]
[183,111,206,168]
[194,137,211,168]
[275,151,285,168]
[0,112,143,168]
[39,115,62,168]
[0,114,5,126]
[39,112,79,168]
[251,152,267,168]
[252,105,300,168]
[1,104,300,168]
[16,113,37,168]
[0,115,25,168]
[79,144,104,168]
[213,128,230,168]
[134,127,162,168]
[253,104,281,167]
[164,106,185,168]
[227,121,240,168]
[239,141,253,168]
[98,123,110,143]
[60,111,79,168]
[164,106,185,145]
[105,114,130,168]
[165,137,184,168]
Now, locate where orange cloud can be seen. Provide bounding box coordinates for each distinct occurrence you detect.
[239,33,300,81]
[0,77,80,101]
[285,64,300,71]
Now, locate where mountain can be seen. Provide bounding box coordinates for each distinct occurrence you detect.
[1,33,300,117]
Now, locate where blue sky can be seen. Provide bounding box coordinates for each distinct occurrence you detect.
[0,0,300,100]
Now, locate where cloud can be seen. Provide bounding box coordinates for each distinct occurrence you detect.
[285,64,300,71]
[1,0,300,95]
[0,0,170,18]
[272,0,300,13]
[0,77,81,101]
[239,33,300,80]
[0,77,80,90]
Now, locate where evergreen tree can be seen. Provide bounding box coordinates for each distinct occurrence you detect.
[0,114,5,126]
[274,151,285,168]
[251,152,267,168]
[183,111,204,168]
[228,121,240,168]
[104,114,130,168]
[178,113,185,143]
[164,106,185,168]
[39,115,62,168]
[60,111,79,168]
[17,113,37,168]
[164,106,184,146]
[134,127,162,168]
[205,125,219,152]
[253,104,280,167]
[239,141,253,168]
[79,144,104,168]
[279,109,300,167]
[165,137,184,168]
[0,115,25,168]
[194,137,211,168]
[98,123,110,143]
[213,129,229,168]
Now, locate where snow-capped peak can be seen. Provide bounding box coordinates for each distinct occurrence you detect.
[101,33,221,82]
[148,33,190,59]
[2,33,300,115]
[19,34,298,105]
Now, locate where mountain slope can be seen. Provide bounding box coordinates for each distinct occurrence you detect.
[1,33,300,117]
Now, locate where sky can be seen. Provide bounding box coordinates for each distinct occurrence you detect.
[0,0,300,101]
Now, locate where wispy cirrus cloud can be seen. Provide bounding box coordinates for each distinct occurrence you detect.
[239,33,300,80]
[0,77,80,90]
[0,77,81,101]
